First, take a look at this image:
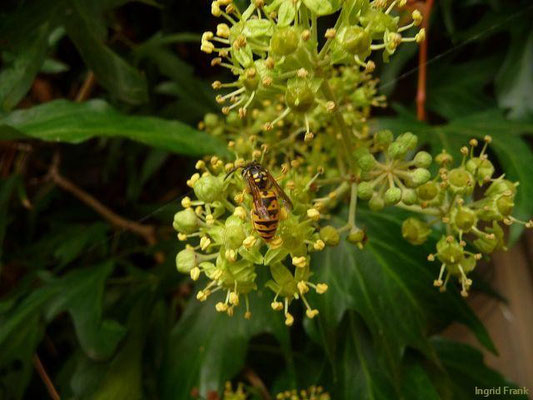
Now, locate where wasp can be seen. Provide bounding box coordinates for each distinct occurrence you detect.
[226,162,292,242]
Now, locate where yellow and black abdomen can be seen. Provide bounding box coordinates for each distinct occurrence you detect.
[252,190,279,241]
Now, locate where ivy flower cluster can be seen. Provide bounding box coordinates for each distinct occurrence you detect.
[174,0,530,321]
[220,382,330,400]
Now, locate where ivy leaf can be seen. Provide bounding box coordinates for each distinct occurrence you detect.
[335,312,397,399]
[432,338,529,400]
[77,296,151,400]
[0,99,228,157]
[0,316,44,400]
[63,0,148,104]
[45,261,126,360]
[53,223,109,267]
[160,287,290,398]
[427,57,499,120]
[305,209,495,381]
[0,23,50,111]
[495,26,533,119]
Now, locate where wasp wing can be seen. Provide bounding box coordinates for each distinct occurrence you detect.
[245,174,271,219]
[265,170,293,210]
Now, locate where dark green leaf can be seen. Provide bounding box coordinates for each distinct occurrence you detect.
[53,223,109,267]
[161,288,290,398]
[0,316,44,400]
[45,262,126,360]
[63,0,148,104]
[433,338,529,400]
[306,209,495,376]
[427,57,499,120]
[495,26,533,119]
[71,296,152,400]
[134,35,217,118]
[0,23,50,111]
[0,99,228,156]
[335,312,397,400]
[401,362,441,400]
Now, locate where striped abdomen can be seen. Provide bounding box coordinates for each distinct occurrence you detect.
[252,190,279,241]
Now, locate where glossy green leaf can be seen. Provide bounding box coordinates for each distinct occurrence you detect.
[63,0,148,104]
[88,296,151,400]
[433,338,529,400]
[335,312,397,400]
[161,287,290,398]
[0,316,44,400]
[133,34,216,119]
[53,223,109,267]
[0,23,50,111]
[45,262,126,360]
[0,99,228,156]
[496,27,533,119]
[306,209,495,370]
[427,57,499,120]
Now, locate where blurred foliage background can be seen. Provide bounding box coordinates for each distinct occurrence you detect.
[0,0,532,399]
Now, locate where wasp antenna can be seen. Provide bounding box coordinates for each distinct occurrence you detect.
[224,166,239,181]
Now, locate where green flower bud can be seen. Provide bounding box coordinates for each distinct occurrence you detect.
[357,181,374,200]
[285,79,316,113]
[347,228,366,246]
[271,27,300,56]
[436,236,464,265]
[278,214,309,254]
[240,67,260,91]
[225,215,246,249]
[445,254,476,277]
[176,248,197,273]
[461,255,477,274]
[200,262,218,280]
[401,188,417,205]
[496,195,514,217]
[407,168,431,187]
[397,132,418,150]
[204,113,219,129]
[340,26,371,57]
[388,132,418,159]
[402,218,431,245]
[173,208,198,234]
[485,179,517,198]
[374,129,393,149]
[448,168,474,195]
[354,148,376,171]
[473,222,505,254]
[451,207,477,232]
[387,142,406,160]
[466,157,494,185]
[384,187,402,205]
[435,150,453,165]
[320,225,340,246]
[417,181,439,201]
[218,257,257,293]
[369,193,385,211]
[413,151,432,168]
[194,174,223,203]
[360,9,398,39]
